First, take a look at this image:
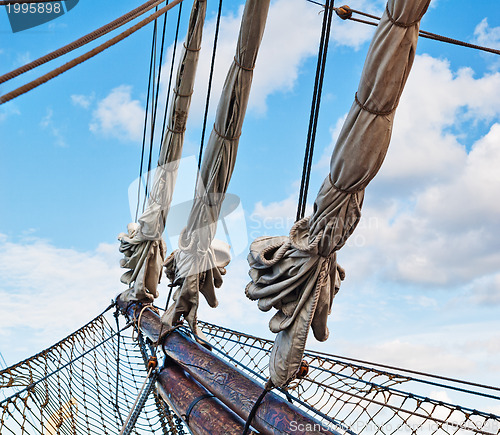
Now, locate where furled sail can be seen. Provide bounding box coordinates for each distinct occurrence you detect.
[162,0,272,336]
[246,0,431,387]
[118,0,207,303]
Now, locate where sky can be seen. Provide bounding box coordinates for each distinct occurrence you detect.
[1,0,500,416]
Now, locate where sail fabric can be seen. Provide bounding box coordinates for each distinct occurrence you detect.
[118,0,207,303]
[247,0,431,388]
[162,0,272,335]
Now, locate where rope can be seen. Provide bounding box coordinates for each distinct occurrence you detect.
[0,0,167,85]
[183,393,214,425]
[143,9,162,213]
[0,0,184,105]
[118,367,156,435]
[242,380,273,435]
[296,0,333,222]
[304,0,500,56]
[198,0,223,170]
[159,1,184,152]
[136,13,160,221]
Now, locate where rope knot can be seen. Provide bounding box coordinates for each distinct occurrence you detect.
[147,355,158,371]
[335,5,352,20]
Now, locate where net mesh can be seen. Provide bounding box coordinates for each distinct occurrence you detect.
[2,305,499,435]
[197,320,500,435]
[0,306,186,435]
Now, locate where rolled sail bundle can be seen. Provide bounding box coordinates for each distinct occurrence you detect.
[246,0,431,388]
[162,0,272,336]
[118,0,207,303]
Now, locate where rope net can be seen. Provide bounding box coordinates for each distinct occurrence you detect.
[197,320,500,435]
[2,305,499,434]
[0,306,186,435]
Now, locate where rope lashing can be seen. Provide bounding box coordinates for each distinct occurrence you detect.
[183,393,215,426]
[242,379,274,435]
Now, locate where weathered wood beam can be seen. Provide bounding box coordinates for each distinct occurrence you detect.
[158,359,254,435]
[117,296,342,435]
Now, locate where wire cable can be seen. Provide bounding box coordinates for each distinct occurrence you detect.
[198,0,223,170]
[159,0,184,152]
[296,0,333,221]
[305,0,500,56]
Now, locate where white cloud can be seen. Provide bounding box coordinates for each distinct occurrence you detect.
[0,102,20,123]
[329,0,384,49]
[309,54,500,291]
[0,235,123,362]
[473,18,500,50]
[90,85,145,142]
[40,107,66,147]
[159,0,323,122]
[71,93,94,109]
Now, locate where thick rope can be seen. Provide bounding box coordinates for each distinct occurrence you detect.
[0,0,167,85]
[305,0,500,56]
[242,380,274,435]
[0,0,183,105]
[296,0,333,221]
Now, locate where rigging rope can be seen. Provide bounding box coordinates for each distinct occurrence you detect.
[136,13,159,222]
[0,0,168,85]
[296,0,333,222]
[0,0,183,105]
[306,0,500,56]
[159,1,184,153]
[198,0,224,170]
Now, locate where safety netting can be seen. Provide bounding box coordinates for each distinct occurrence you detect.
[2,305,500,435]
[197,320,500,435]
[0,305,186,435]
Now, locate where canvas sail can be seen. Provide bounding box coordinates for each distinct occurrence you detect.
[118,0,207,303]
[162,0,272,336]
[246,0,431,387]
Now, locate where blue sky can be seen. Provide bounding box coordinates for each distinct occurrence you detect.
[1,0,500,413]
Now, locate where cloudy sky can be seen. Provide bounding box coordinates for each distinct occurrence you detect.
[1,0,499,412]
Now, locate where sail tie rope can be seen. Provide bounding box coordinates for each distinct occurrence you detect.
[233,56,255,72]
[354,92,397,117]
[213,124,242,142]
[183,42,202,52]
